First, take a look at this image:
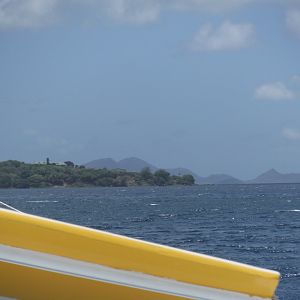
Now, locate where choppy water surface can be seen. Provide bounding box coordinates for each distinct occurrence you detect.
[1,184,300,299]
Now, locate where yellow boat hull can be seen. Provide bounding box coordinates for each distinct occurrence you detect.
[1,260,184,300]
[0,209,279,300]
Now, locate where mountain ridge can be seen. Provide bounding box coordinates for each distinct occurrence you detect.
[84,157,240,184]
[84,157,300,185]
[248,168,300,184]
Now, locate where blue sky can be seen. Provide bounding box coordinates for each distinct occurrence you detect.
[1,0,300,179]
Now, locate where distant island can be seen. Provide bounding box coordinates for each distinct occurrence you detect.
[1,157,299,188]
[85,157,300,185]
[0,160,195,189]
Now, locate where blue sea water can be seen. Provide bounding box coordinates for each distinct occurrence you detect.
[1,184,299,299]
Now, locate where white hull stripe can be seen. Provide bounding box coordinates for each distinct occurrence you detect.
[0,244,270,300]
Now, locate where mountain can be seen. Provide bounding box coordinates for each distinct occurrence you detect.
[117,157,157,172]
[84,158,118,169]
[248,168,300,184]
[85,157,157,172]
[84,157,241,184]
[199,174,243,185]
[84,159,300,184]
[84,157,201,181]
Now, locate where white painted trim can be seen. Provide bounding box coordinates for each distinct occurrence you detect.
[0,244,270,300]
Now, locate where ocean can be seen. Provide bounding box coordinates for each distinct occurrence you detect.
[1,184,299,299]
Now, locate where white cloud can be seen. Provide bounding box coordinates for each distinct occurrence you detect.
[0,0,58,28]
[255,82,295,101]
[282,128,300,141]
[0,0,258,29]
[190,21,255,52]
[286,9,300,37]
[102,0,161,24]
[169,0,255,13]
[0,0,299,34]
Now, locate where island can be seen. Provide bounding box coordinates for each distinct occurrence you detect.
[0,160,195,188]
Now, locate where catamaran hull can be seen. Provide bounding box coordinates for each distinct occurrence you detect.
[0,209,279,300]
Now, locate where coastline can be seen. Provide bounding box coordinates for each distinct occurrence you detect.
[0,160,195,189]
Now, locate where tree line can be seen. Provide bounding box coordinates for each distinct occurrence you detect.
[0,160,195,188]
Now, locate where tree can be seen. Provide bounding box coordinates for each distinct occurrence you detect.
[154,169,170,186]
[0,174,12,188]
[13,178,30,188]
[0,160,195,188]
[140,167,153,181]
[28,174,45,188]
[180,174,195,185]
[95,177,114,187]
[113,176,128,187]
[47,173,64,186]
[64,161,75,168]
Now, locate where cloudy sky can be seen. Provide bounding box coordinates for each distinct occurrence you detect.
[1,0,300,179]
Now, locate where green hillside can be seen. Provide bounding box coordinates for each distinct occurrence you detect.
[0,160,195,188]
